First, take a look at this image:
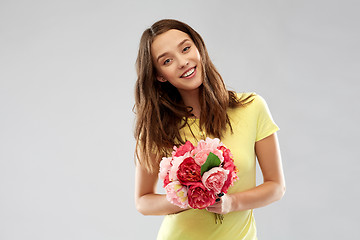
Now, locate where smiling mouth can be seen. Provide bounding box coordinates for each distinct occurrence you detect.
[181,67,196,78]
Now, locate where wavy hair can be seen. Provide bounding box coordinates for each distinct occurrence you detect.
[134,19,253,173]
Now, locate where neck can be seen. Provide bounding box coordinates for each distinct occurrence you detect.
[178,88,201,119]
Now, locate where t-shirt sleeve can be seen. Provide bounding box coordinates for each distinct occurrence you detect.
[254,95,279,142]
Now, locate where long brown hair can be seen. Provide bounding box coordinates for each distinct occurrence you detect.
[134,19,253,173]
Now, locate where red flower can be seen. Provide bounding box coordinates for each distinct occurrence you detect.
[177,157,201,185]
[174,141,195,157]
[221,170,238,193]
[187,182,216,209]
[163,174,170,188]
[218,146,238,193]
[218,146,232,163]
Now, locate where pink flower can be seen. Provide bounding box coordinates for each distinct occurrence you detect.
[173,141,195,157]
[202,167,229,194]
[194,148,224,166]
[177,157,201,185]
[159,156,172,182]
[193,138,224,165]
[193,138,223,155]
[165,181,188,208]
[187,182,216,209]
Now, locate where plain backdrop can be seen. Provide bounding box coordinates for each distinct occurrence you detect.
[1,0,359,239]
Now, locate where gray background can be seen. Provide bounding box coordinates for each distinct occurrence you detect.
[1,0,359,239]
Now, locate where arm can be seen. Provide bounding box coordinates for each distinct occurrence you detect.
[134,153,189,216]
[207,133,285,214]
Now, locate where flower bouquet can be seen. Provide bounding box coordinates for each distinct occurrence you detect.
[159,137,238,224]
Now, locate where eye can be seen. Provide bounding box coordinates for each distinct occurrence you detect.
[163,59,171,65]
[183,46,190,52]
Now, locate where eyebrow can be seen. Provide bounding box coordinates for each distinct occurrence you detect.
[156,39,191,62]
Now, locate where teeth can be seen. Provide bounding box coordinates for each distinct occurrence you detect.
[182,68,195,77]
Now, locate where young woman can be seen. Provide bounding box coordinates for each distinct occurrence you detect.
[134,19,285,239]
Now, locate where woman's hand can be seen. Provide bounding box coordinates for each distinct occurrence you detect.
[207,133,285,214]
[135,152,190,216]
[206,194,235,215]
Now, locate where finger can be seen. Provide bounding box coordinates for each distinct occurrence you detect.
[208,204,219,208]
[207,202,221,211]
[206,206,222,214]
[207,201,220,209]
[206,206,215,210]
[209,201,221,208]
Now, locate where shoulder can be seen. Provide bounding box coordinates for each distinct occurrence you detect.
[234,92,267,109]
[228,92,279,137]
[228,92,273,120]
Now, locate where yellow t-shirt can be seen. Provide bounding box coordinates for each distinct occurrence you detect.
[157,94,279,240]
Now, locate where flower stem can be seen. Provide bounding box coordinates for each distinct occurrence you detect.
[215,213,224,224]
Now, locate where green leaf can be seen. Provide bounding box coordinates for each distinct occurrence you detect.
[201,152,221,175]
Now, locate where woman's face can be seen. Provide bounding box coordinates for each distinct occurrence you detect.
[151,29,203,95]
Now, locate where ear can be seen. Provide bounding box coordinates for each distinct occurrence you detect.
[156,75,167,83]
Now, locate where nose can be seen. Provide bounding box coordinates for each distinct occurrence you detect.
[177,55,189,69]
